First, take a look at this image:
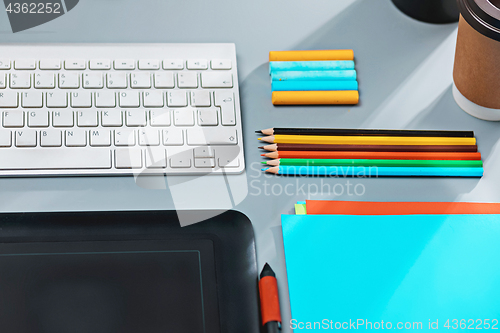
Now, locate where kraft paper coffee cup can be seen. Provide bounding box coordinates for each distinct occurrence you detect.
[453,0,500,120]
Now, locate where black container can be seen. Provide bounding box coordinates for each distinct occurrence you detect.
[391,0,460,23]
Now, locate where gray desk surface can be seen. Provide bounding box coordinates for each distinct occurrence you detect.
[1,0,499,331]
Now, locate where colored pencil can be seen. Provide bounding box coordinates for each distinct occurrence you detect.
[269,60,355,72]
[262,166,483,177]
[271,70,357,81]
[272,91,359,105]
[258,143,478,153]
[262,151,482,160]
[259,135,476,145]
[263,158,483,168]
[271,80,358,91]
[256,128,474,138]
[269,50,354,61]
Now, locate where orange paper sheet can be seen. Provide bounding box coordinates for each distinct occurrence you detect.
[306,200,500,215]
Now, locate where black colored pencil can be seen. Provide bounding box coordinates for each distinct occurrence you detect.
[256,128,474,138]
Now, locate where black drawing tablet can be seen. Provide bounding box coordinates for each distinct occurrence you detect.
[0,210,259,333]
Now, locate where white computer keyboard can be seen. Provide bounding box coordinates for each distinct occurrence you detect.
[0,43,245,176]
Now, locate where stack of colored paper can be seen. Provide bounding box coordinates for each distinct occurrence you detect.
[283,200,500,332]
[269,50,359,105]
[257,127,483,177]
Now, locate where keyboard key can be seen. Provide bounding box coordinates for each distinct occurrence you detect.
[107,73,128,88]
[114,129,136,146]
[14,60,36,70]
[150,109,170,126]
[143,91,164,107]
[131,73,151,88]
[0,149,112,169]
[52,110,74,127]
[139,129,160,146]
[115,149,142,168]
[27,110,49,127]
[170,150,192,168]
[178,72,198,88]
[3,111,24,127]
[218,146,241,168]
[119,91,140,107]
[89,59,111,70]
[22,92,43,108]
[162,128,183,145]
[90,129,111,146]
[59,73,80,88]
[0,130,11,147]
[167,91,187,107]
[201,72,233,88]
[0,60,11,70]
[77,111,98,127]
[95,91,116,108]
[46,92,67,108]
[187,59,208,70]
[0,92,18,107]
[101,110,122,127]
[187,128,237,145]
[114,59,135,70]
[71,91,92,107]
[40,130,62,147]
[194,146,214,158]
[0,74,5,88]
[195,158,215,168]
[39,59,61,70]
[146,147,167,168]
[154,72,175,88]
[173,109,194,126]
[139,60,160,70]
[65,130,87,147]
[15,130,37,147]
[125,110,146,126]
[191,90,211,107]
[83,72,104,89]
[163,59,184,70]
[211,59,232,70]
[214,91,236,126]
[34,73,55,89]
[10,73,31,88]
[65,59,86,70]
[198,108,218,126]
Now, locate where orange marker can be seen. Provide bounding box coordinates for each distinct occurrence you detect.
[259,263,282,333]
[269,50,354,61]
[272,91,359,105]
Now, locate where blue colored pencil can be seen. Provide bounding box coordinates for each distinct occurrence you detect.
[269,60,355,73]
[262,166,483,177]
[272,80,358,91]
[271,70,357,81]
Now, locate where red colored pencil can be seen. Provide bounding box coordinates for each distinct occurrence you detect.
[262,151,482,160]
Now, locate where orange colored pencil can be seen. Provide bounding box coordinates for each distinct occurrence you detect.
[262,151,482,160]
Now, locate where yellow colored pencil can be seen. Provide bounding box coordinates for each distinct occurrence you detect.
[258,135,476,146]
[272,91,359,105]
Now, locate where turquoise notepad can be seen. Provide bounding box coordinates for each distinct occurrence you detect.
[282,214,500,331]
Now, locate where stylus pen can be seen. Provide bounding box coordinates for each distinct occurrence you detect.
[259,263,282,333]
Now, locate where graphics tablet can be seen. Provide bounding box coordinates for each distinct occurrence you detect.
[0,210,259,333]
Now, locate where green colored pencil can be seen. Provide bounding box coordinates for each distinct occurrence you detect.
[262,158,483,168]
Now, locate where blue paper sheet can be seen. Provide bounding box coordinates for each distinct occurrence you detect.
[282,214,500,331]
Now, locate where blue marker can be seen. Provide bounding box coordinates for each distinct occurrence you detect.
[269,60,355,73]
[272,80,358,91]
[263,166,483,177]
[271,70,357,81]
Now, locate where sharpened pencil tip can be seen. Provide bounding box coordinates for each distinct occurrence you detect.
[261,161,266,164]
[258,138,262,140]
[261,154,265,156]
[255,130,261,133]
[261,168,269,171]
[258,146,264,149]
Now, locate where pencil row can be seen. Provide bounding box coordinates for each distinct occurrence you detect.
[269,50,359,105]
[257,127,483,177]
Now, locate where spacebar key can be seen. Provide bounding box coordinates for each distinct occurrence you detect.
[0,149,112,169]
[187,128,238,145]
